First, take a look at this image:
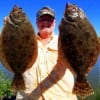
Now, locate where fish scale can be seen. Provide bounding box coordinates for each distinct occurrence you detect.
[58,3,100,98]
[0,5,38,90]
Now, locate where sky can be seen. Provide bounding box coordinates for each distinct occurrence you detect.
[0,0,100,36]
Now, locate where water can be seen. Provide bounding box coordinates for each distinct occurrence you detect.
[87,54,100,89]
[0,55,100,99]
[0,63,14,79]
[0,55,100,84]
[78,55,100,100]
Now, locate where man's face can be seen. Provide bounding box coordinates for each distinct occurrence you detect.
[37,15,55,37]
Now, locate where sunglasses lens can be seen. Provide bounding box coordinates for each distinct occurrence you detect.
[38,17,54,22]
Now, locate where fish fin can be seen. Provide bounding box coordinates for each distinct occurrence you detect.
[0,35,13,72]
[11,73,25,91]
[73,78,94,99]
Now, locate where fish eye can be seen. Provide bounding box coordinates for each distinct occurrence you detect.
[72,7,76,11]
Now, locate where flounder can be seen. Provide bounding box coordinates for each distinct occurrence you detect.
[0,5,38,90]
[58,3,100,98]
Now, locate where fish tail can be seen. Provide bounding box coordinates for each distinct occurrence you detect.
[73,77,94,99]
[11,73,25,91]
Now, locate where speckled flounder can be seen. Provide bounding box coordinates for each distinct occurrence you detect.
[58,3,100,98]
[0,5,38,90]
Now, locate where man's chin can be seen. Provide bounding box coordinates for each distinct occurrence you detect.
[40,28,51,33]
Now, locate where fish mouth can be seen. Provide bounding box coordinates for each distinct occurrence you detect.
[12,5,22,13]
[65,3,85,20]
[66,3,79,18]
[8,5,27,26]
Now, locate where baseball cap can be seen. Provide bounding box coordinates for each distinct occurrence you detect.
[36,6,55,20]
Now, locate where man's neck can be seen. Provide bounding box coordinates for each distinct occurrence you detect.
[38,32,52,39]
[38,32,53,46]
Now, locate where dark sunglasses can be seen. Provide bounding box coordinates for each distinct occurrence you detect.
[38,17,54,22]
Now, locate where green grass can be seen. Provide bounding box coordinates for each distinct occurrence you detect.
[0,70,16,99]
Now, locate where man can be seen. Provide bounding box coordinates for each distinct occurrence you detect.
[5,6,77,100]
